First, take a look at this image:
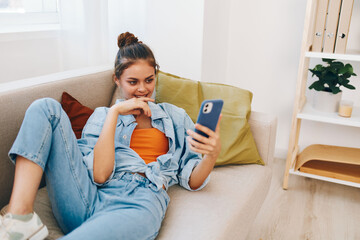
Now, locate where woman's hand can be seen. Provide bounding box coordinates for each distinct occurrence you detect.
[111,97,154,117]
[186,114,222,161]
[93,97,153,184]
[187,115,222,190]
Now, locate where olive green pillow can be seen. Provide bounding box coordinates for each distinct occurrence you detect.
[155,71,264,166]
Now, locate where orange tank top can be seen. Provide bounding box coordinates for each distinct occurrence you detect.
[130,128,169,164]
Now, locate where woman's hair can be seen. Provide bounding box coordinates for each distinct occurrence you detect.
[114,32,159,79]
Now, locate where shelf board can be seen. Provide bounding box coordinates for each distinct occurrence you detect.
[289,168,360,188]
[295,144,360,170]
[305,51,360,62]
[297,102,360,127]
[300,160,360,184]
[290,145,360,188]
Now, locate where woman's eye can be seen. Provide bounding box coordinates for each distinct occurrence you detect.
[145,79,154,83]
[129,81,137,85]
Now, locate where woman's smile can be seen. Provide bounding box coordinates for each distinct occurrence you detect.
[134,94,149,98]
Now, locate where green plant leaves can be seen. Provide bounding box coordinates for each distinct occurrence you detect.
[308,59,357,94]
[309,81,325,91]
[343,83,356,90]
[329,85,341,94]
[338,63,354,76]
[330,61,344,71]
[322,58,334,63]
[313,64,325,71]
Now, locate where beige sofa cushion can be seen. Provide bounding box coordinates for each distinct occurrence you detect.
[157,165,272,240]
[1,164,271,240]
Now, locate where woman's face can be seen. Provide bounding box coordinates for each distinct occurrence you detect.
[116,60,156,100]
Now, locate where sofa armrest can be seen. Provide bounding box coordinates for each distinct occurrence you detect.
[248,111,277,166]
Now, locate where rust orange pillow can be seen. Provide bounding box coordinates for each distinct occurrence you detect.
[61,92,94,139]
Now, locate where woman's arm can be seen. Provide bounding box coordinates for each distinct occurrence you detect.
[186,115,222,190]
[93,97,154,184]
[93,107,119,183]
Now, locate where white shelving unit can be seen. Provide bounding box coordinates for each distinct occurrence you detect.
[283,0,360,189]
[289,168,360,188]
[298,102,360,127]
[305,51,360,62]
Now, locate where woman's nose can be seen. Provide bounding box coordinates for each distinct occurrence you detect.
[138,83,146,92]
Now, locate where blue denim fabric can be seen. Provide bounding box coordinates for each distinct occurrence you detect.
[78,99,209,191]
[62,172,170,240]
[8,98,208,239]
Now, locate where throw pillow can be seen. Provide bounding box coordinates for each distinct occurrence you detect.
[61,92,94,139]
[155,71,264,166]
[155,72,202,123]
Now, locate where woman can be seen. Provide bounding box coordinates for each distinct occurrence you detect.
[0,32,221,240]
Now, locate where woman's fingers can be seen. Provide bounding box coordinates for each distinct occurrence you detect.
[187,117,222,157]
[139,102,151,117]
[186,129,210,144]
[128,109,142,115]
[189,145,211,155]
[115,97,154,116]
[138,97,154,102]
[187,129,217,154]
[194,123,216,138]
[215,114,222,133]
[135,97,153,117]
[187,136,213,152]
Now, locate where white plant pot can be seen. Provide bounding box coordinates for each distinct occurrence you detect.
[312,91,342,113]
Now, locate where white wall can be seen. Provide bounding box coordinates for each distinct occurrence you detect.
[201,0,360,158]
[201,0,307,157]
[227,0,306,157]
[201,0,231,84]
[107,0,148,65]
[0,31,61,83]
[0,0,204,83]
[59,0,109,70]
[107,0,204,81]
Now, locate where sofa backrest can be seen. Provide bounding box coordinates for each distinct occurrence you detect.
[0,67,115,208]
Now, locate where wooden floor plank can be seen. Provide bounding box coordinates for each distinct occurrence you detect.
[246,158,360,240]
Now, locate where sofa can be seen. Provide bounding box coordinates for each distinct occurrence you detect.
[0,66,277,240]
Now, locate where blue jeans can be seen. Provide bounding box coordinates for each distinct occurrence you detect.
[9,98,170,240]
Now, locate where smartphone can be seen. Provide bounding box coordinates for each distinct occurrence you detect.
[194,99,223,139]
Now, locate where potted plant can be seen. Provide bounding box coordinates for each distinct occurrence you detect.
[309,58,357,112]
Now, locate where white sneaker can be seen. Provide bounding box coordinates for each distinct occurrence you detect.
[0,212,48,240]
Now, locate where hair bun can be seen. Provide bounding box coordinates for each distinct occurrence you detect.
[117,32,142,48]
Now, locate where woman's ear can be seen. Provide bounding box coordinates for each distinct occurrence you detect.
[113,75,121,87]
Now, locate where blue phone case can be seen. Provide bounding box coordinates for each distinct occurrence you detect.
[195,99,223,138]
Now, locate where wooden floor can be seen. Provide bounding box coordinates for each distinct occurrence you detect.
[246,158,360,240]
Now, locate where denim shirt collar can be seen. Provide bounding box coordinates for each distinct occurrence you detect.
[115,99,168,127]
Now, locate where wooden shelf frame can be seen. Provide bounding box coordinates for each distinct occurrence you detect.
[283,0,318,189]
[283,0,359,189]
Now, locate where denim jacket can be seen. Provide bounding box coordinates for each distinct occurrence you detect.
[77,100,209,191]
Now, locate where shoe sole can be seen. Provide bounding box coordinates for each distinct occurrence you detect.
[29,225,49,240]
